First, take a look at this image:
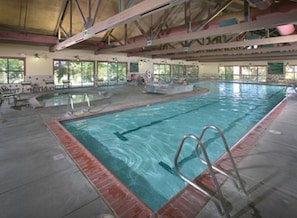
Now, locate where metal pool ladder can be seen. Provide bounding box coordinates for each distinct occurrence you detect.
[174,125,247,218]
[66,93,91,115]
[66,94,74,114]
[81,93,91,112]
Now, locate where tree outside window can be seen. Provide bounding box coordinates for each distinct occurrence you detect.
[54,60,94,87]
[0,58,24,84]
[97,61,127,86]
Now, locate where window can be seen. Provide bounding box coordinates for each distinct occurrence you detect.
[285,65,297,81]
[97,61,127,86]
[219,65,266,82]
[130,62,139,72]
[54,60,94,87]
[153,64,170,83]
[219,66,237,81]
[186,65,199,82]
[0,58,25,84]
[172,65,185,82]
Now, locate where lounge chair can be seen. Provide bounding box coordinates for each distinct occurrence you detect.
[0,85,20,106]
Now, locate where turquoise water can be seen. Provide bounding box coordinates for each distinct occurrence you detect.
[61,82,285,211]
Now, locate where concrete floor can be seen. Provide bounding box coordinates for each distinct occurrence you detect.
[1,85,297,218]
[197,94,297,218]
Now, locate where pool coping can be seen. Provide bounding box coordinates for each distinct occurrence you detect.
[47,92,287,217]
[28,90,112,108]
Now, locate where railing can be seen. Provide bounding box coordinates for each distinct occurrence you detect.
[81,93,91,112]
[66,93,91,115]
[174,125,247,217]
[66,94,74,114]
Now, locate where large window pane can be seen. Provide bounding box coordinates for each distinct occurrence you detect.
[97,61,127,86]
[258,66,267,82]
[172,65,185,82]
[285,65,297,82]
[117,63,127,84]
[97,62,108,86]
[186,65,199,82]
[0,58,24,84]
[54,60,95,87]
[220,65,266,83]
[153,64,170,83]
[54,61,70,85]
[82,62,94,86]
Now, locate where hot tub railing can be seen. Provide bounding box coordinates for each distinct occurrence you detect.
[81,93,91,112]
[66,94,74,114]
[66,93,91,115]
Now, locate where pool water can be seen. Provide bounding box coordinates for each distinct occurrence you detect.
[61,82,285,211]
[36,92,106,107]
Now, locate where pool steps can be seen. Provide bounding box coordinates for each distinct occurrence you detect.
[174,125,247,218]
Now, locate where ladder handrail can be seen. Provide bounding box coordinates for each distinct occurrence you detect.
[198,125,247,195]
[174,134,231,216]
[67,93,91,115]
[82,93,91,112]
[66,94,74,114]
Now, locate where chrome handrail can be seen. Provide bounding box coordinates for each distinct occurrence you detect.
[174,125,248,217]
[174,134,231,217]
[82,93,91,112]
[198,125,247,195]
[66,94,74,114]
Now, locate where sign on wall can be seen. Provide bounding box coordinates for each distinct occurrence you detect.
[130,62,139,72]
[268,62,284,74]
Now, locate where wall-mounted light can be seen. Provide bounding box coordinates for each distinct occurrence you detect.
[34,53,40,59]
[183,47,189,52]
[75,55,80,62]
[112,57,118,62]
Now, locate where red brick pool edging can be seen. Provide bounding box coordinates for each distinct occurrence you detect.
[47,98,287,218]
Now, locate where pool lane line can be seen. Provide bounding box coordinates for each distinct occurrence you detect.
[113,100,218,141]
[159,90,285,176]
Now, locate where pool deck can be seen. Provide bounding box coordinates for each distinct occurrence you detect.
[1,84,297,218]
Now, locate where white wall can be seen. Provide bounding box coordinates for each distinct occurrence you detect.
[0,43,199,82]
[1,43,297,84]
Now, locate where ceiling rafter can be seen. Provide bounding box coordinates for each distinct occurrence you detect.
[50,0,186,52]
[131,34,297,58]
[185,50,297,62]
[161,44,297,60]
[1,0,297,63]
[192,0,235,32]
[97,10,297,55]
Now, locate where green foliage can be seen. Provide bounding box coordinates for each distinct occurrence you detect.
[0,58,24,83]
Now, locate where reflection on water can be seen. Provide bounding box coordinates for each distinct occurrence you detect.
[36,91,108,107]
[61,82,285,211]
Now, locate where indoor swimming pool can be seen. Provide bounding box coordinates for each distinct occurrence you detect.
[61,82,285,211]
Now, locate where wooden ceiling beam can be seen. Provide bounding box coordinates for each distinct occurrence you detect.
[129,34,297,57]
[96,10,297,54]
[185,50,297,62]
[164,44,297,60]
[50,0,185,52]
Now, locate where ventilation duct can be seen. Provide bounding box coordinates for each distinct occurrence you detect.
[246,0,273,10]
